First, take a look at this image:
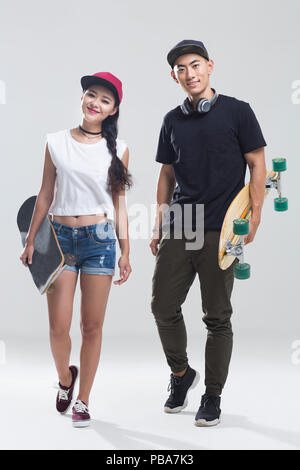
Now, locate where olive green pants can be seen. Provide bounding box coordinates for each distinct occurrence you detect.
[151,230,236,396]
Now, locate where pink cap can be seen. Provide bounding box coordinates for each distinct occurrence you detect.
[80,72,123,105]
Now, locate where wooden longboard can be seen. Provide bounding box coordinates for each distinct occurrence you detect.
[218,170,277,270]
[17,195,76,294]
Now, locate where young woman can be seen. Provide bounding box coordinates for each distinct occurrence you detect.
[20,72,132,427]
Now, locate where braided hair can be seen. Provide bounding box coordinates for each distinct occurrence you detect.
[82,85,132,195]
[101,108,133,195]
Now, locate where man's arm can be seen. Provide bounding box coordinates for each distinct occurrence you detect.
[243,146,267,244]
[149,164,176,255]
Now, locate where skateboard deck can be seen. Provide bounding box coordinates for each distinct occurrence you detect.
[218,170,277,270]
[17,195,76,294]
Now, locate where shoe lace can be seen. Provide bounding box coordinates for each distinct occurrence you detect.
[53,383,70,401]
[74,400,88,413]
[58,388,69,401]
[167,374,181,396]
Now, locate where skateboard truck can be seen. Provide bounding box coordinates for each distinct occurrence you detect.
[46,253,77,294]
[227,220,250,280]
[267,158,288,211]
[225,238,244,258]
[228,158,288,280]
[64,253,77,266]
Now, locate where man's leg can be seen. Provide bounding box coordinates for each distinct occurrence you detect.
[192,230,236,396]
[151,236,196,373]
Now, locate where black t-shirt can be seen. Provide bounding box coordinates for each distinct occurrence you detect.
[155,93,267,231]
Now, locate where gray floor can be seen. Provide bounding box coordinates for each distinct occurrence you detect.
[1,331,299,450]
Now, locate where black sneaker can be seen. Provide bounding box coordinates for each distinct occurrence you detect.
[195,393,221,426]
[164,365,200,413]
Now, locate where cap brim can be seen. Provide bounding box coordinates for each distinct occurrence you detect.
[80,76,119,105]
[167,45,209,67]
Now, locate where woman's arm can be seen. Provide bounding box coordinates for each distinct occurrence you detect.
[20,143,56,266]
[112,147,131,284]
[26,143,56,241]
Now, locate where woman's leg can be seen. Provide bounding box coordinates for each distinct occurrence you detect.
[77,272,112,406]
[46,270,78,387]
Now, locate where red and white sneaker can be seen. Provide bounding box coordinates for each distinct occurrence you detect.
[72,399,91,427]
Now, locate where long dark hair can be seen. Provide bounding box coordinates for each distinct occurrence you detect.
[101,108,133,195]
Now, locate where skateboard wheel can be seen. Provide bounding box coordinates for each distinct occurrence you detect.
[274,197,288,211]
[272,158,287,172]
[233,219,249,236]
[234,262,250,280]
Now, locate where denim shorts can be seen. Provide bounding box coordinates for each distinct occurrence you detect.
[52,219,117,276]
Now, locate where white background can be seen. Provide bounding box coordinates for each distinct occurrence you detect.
[0,0,299,450]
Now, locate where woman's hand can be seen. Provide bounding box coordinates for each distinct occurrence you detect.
[113,254,132,285]
[20,242,35,267]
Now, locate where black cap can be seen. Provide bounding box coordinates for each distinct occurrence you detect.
[167,40,209,68]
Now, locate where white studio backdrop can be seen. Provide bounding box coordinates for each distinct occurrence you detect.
[0,0,299,349]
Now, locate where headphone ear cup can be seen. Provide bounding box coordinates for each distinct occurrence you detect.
[201,100,211,113]
[196,98,209,113]
[181,97,193,115]
[196,89,218,113]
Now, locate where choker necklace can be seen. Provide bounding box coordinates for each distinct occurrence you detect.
[78,125,102,136]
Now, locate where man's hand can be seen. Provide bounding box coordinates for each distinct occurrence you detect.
[149,230,162,256]
[244,217,260,245]
[243,147,266,246]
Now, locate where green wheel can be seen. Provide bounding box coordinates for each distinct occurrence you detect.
[272,158,287,172]
[234,262,250,280]
[274,197,288,211]
[233,219,249,236]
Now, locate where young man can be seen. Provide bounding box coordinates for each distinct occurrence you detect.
[150,40,267,426]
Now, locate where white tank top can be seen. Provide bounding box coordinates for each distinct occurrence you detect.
[46,129,128,224]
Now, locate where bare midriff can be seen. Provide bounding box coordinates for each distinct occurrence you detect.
[52,213,108,227]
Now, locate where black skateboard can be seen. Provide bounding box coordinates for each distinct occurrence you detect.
[17,195,76,294]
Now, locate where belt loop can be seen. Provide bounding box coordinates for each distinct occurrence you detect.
[85,226,90,237]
